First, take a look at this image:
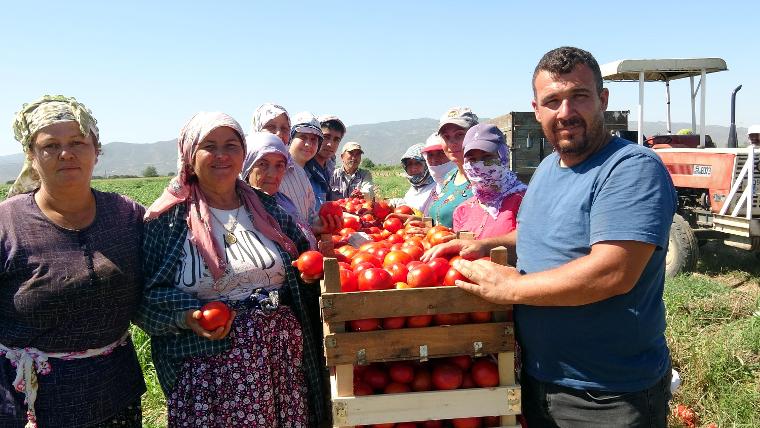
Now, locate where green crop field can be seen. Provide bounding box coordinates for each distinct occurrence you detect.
[1,170,758,427]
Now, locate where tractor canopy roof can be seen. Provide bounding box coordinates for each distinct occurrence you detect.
[601,58,727,82]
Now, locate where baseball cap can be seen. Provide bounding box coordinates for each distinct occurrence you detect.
[748,124,760,135]
[290,111,324,139]
[462,123,505,155]
[341,141,363,154]
[318,114,346,133]
[421,133,444,153]
[437,107,479,134]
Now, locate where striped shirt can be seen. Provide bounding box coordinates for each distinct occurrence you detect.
[330,168,374,200]
[280,163,316,223]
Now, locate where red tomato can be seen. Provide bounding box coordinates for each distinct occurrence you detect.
[395,423,417,428]
[339,268,358,292]
[351,253,382,270]
[336,245,358,260]
[483,416,501,427]
[358,268,393,291]
[382,316,406,329]
[343,216,361,230]
[294,250,324,276]
[394,205,414,215]
[372,201,392,219]
[410,367,432,391]
[383,250,413,267]
[318,201,344,232]
[383,217,403,233]
[427,257,450,283]
[353,380,373,396]
[383,382,411,394]
[434,313,470,325]
[353,262,377,275]
[386,234,404,245]
[470,359,500,387]
[361,213,376,224]
[406,260,424,270]
[385,262,409,284]
[406,315,433,328]
[198,301,231,331]
[421,421,444,428]
[388,362,415,384]
[429,230,455,246]
[451,417,482,428]
[443,266,468,286]
[469,311,492,323]
[447,355,473,371]
[407,264,437,288]
[362,365,390,391]
[400,245,424,261]
[461,371,476,388]
[372,424,395,428]
[432,362,463,390]
[349,318,381,332]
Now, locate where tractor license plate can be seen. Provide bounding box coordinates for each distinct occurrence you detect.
[692,165,712,176]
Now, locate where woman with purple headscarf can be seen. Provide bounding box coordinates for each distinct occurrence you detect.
[453,124,527,239]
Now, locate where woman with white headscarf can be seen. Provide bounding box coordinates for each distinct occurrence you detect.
[391,143,437,215]
[1,95,145,427]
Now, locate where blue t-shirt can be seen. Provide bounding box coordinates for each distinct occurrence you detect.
[515,137,677,392]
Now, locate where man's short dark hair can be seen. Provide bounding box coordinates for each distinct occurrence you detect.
[532,46,603,95]
[321,119,346,134]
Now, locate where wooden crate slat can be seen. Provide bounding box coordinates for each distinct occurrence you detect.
[325,322,514,365]
[321,287,512,322]
[331,385,521,425]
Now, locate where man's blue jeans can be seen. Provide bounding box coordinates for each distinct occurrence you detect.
[521,370,672,427]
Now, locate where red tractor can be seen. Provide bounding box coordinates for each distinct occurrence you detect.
[601,58,759,276]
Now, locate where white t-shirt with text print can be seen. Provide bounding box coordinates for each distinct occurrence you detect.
[173,206,287,301]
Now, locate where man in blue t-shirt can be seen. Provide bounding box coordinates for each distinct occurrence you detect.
[432,47,677,427]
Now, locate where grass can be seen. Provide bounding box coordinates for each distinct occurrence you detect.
[2,171,759,427]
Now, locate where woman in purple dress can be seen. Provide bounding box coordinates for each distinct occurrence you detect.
[0,95,145,427]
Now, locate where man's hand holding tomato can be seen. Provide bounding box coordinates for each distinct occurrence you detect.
[452,259,521,304]
[311,213,342,236]
[184,307,237,340]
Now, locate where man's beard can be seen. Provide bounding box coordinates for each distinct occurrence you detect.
[549,115,605,156]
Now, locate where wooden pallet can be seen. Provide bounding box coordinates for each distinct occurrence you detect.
[320,245,521,427]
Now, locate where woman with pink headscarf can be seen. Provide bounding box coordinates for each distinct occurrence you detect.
[137,112,326,427]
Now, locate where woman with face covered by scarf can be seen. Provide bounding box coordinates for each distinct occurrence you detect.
[0,95,145,428]
[390,143,437,215]
[137,112,326,427]
[453,124,527,239]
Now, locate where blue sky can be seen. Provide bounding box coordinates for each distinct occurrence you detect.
[1,0,758,156]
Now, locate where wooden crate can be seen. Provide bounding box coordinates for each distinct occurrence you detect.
[320,246,521,427]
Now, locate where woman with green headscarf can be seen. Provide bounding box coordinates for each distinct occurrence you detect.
[0,95,145,427]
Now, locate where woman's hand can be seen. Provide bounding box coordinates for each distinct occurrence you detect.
[311,214,342,235]
[184,309,236,340]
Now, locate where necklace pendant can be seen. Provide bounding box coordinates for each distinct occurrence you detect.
[224,232,237,245]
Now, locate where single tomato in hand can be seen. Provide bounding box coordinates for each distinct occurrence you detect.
[294,250,324,276]
[198,301,231,331]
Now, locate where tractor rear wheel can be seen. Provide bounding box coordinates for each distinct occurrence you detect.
[665,214,699,277]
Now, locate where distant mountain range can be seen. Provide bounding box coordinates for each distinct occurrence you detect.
[0,118,751,182]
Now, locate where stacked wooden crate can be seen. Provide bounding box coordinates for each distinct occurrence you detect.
[319,246,521,427]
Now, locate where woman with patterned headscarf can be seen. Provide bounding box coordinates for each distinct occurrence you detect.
[453,124,527,239]
[137,112,326,427]
[391,143,437,215]
[0,95,146,427]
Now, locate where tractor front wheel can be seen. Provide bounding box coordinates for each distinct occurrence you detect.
[665,214,699,277]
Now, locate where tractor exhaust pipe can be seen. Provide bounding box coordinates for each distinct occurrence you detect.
[727,85,742,148]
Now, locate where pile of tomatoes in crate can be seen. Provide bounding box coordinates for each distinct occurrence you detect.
[354,355,503,428]
[293,198,491,333]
